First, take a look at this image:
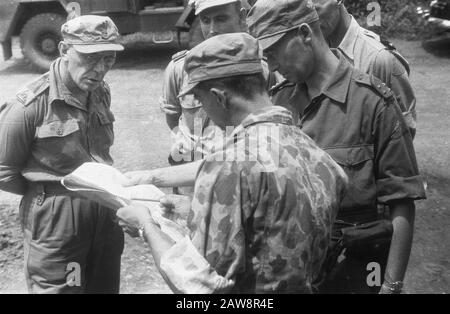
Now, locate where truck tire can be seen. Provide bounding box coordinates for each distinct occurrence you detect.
[188,18,204,49]
[20,13,66,72]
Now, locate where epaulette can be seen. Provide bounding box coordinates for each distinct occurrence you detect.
[379,36,411,76]
[369,75,395,100]
[269,79,296,97]
[354,72,394,100]
[16,73,50,107]
[171,50,189,62]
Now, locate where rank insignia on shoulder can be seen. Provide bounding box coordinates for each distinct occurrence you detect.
[16,90,31,105]
[370,76,394,99]
[15,74,49,106]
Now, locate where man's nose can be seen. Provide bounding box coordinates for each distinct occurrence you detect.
[93,58,107,74]
[209,21,218,36]
[267,57,279,73]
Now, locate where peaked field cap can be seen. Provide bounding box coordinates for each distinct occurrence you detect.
[191,0,240,15]
[61,15,124,53]
[179,32,263,97]
[247,0,319,50]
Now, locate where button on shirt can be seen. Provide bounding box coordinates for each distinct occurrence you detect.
[291,51,426,223]
[338,16,417,133]
[159,106,348,293]
[0,58,115,195]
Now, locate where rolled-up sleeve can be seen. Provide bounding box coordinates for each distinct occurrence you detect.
[0,101,35,195]
[160,236,235,294]
[374,97,426,204]
[159,60,183,117]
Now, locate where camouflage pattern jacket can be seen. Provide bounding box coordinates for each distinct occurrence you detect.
[159,106,348,293]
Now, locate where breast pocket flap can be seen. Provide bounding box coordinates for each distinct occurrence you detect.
[326,146,374,167]
[97,111,115,125]
[37,119,80,138]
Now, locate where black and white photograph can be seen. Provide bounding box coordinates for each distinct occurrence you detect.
[0,0,449,297]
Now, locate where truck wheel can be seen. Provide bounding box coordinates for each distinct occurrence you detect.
[20,13,66,72]
[188,18,204,49]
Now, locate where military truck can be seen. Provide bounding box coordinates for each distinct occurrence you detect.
[417,0,450,38]
[0,0,201,72]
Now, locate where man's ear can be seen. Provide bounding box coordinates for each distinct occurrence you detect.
[297,23,313,45]
[210,87,228,111]
[59,42,70,60]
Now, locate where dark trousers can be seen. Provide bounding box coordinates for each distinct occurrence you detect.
[20,183,124,294]
[318,242,389,294]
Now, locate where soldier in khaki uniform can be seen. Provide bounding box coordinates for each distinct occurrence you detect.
[273,0,417,135]
[138,0,279,192]
[0,16,124,293]
[160,0,252,166]
[117,33,348,293]
[247,0,426,293]
[313,0,416,135]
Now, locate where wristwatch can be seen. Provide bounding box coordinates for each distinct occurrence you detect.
[382,280,403,294]
[138,224,146,239]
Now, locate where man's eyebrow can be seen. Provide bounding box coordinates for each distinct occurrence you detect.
[214,13,230,19]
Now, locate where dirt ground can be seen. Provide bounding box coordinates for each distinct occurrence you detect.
[0,37,449,294]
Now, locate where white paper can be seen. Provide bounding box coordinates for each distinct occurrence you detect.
[61,162,187,242]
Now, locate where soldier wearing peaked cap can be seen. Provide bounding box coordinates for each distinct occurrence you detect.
[117,32,348,294]
[247,0,426,294]
[124,0,281,192]
[0,15,124,293]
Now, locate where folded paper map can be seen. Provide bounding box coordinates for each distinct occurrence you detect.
[61,162,188,242]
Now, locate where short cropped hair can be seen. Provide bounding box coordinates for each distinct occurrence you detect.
[197,73,267,99]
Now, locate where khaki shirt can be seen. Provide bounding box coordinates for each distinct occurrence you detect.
[273,18,417,135]
[159,106,348,293]
[0,59,115,195]
[160,50,279,161]
[291,51,426,223]
[338,17,416,133]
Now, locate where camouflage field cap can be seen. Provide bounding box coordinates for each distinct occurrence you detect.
[179,32,263,97]
[247,0,319,50]
[190,0,240,15]
[61,15,124,53]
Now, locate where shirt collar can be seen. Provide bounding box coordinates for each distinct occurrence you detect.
[337,16,360,62]
[320,49,354,104]
[230,106,293,138]
[48,58,89,111]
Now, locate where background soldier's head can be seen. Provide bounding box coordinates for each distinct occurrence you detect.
[58,15,124,92]
[312,0,347,41]
[247,0,329,84]
[179,33,267,129]
[192,0,248,39]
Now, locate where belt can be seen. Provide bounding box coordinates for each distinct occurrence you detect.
[28,181,74,196]
[28,182,76,206]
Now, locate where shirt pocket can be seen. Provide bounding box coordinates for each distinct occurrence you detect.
[35,119,87,171]
[90,110,115,162]
[325,145,377,211]
[37,119,80,138]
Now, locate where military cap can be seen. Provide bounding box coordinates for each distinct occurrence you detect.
[61,15,124,53]
[190,0,240,15]
[179,32,263,97]
[247,0,319,50]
